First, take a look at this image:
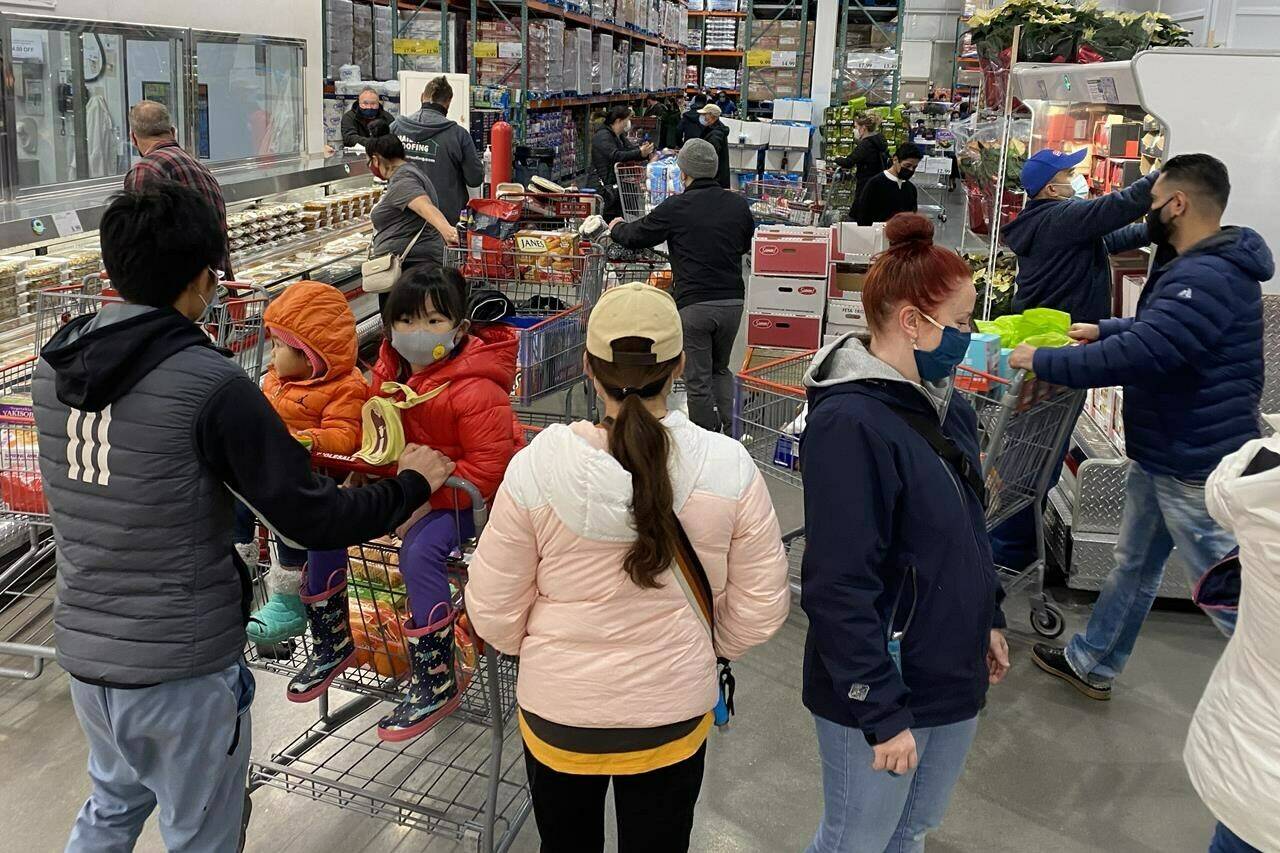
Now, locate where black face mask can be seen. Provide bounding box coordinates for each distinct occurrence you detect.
[1146,199,1175,248]
[898,167,916,182]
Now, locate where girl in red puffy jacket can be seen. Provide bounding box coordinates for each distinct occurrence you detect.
[287,267,519,742]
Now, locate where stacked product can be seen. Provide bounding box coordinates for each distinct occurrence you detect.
[352,2,374,79]
[526,113,580,179]
[475,21,519,90]
[471,109,501,153]
[397,10,456,74]
[372,3,394,80]
[562,28,593,96]
[685,64,700,86]
[687,0,705,10]
[647,157,685,206]
[746,20,815,100]
[630,48,645,90]
[8,257,70,317]
[706,0,737,10]
[540,20,567,96]
[689,29,703,50]
[704,67,739,90]
[745,225,831,349]
[704,17,739,50]
[598,34,615,93]
[617,42,631,93]
[326,0,355,74]
[823,222,886,344]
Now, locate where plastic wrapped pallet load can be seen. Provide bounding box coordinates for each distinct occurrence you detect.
[372,3,394,80]
[598,34,614,93]
[352,2,374,79]
[326,0,355,74]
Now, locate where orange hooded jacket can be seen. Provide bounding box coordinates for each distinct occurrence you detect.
[261,281,368,455]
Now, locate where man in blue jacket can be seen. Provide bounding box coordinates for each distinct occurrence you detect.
[988,148,1156,573]
[1010,154,1272,700]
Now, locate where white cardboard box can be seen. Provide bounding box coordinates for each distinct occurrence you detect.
[838,222,886,258]
[732,146,761,171]
[747,274,826,317]
[786,124,810,149]
[740,122,768,146]
[1122,274,1145,318]
[763,149,787,171]
[826,296,868,331]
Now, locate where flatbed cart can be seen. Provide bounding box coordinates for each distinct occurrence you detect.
[733,349,811,599]
[244,462,530,853]
[0,282,270,681]
[952,365,1086,638]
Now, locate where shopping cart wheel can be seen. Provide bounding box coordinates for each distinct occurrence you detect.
[939,212,948,223]
[1030,603,1065,639]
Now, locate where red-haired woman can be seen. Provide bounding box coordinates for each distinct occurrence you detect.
[799,213,1010,852]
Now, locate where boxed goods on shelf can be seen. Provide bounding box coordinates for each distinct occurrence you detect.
[526,112,580,179]
[598,34,614,92]
[352,2,374,79]
[372,3,394,80]
[704,67,739,90]
[704,17,739,50]
[396,11,456,73]
[826,296,868,335]
[326,0,355,74]
[706,0,737,10]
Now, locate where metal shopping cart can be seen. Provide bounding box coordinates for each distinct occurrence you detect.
[916,155,953,224]
[953,366,1087,638]
[733,349,812,598]
[614,162,652,223]
[245,464,530,853]
[0,282,270,682]
[740,178,825,227]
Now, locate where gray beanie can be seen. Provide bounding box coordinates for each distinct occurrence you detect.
[677,138,719,180]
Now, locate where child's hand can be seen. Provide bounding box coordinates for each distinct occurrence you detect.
[399,444,455,493]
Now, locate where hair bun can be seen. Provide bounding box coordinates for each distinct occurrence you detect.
[883,213,935,248]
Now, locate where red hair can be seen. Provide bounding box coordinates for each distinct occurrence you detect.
[862,213,972,331]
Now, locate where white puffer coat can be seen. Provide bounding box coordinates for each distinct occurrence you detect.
[1184,418,1280,851]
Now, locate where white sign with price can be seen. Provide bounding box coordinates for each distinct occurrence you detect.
[52,210,85,237]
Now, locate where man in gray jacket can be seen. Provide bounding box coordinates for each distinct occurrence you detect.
[34,183,454,851]
[392,76,483,225]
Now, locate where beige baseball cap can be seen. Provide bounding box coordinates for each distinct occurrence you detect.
[697,103,722,118]
[587,283,683,365]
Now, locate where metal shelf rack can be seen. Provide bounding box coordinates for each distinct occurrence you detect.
[833,0,904,107]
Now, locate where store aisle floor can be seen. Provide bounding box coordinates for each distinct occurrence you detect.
[0,585,1227,853]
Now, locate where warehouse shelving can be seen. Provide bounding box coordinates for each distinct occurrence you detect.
[833,0,903,107]
[741,0,814,110]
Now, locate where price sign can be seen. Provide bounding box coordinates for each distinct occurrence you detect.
[498,42,523,59]
[393,38,441,56]
[52,210,85,237]
[745,49,772,68]
[772,50,797,68]
[474,42,498,58]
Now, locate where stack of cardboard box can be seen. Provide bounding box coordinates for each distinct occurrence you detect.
[746,226,831,349]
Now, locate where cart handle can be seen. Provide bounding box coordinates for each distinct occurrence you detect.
[311,452,489,531]
[955,365,1013,386]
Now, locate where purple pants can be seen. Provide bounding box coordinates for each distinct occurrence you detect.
[305,509,474,627]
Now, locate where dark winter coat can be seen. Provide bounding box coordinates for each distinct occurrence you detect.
[800,337,1005,744]
[700,119,731,189]
[1003,171,1156,323]
[1034,226,1273,481]
[835,132,889,215]
[855,171,918,226]
[677,108,705,147]
[589,125,646,219]
[610,178,755,308]
[341,103,395,148]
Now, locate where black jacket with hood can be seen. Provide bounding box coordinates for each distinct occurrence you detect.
[835,132,890,214]
[341,103,396,148]
[677,108,705,147]
[392,103,484,225]
[33,303,431,686]
[701,119,732,189]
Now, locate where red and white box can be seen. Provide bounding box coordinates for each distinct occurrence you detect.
[747,274,824,317]
[746,310,824,349]
[825,296,868,335]
[752,225,831,278]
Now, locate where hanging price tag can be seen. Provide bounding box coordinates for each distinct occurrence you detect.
[498,42,523,59]
[474,41,498,58]
[393,38,441,56]
[745,49,772,68]
[772,50,797,68]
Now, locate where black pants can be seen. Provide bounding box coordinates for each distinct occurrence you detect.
[523,743,707,853]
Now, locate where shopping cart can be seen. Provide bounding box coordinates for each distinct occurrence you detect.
[491,189,600,231]
[733,349,812,598]
[740,178,825,226]
[916,155,953,224]
[0,283,271,681]
[818,167,856,224]
[245,463,530,853]
[953,366,1087,638]
[614,162,652,223]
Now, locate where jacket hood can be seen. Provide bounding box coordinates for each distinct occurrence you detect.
[512,410,714,542]
[1181,226,1275,283]
[263,281,358,382]
[39,303,221,412]
[804,333,945,413]
[375,322,519,390]
[394,105,457,140]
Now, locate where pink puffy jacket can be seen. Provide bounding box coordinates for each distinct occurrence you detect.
[466,411,791,729]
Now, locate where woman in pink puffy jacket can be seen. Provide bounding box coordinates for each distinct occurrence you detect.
[466,283,791,852]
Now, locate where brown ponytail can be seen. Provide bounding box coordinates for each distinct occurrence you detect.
[588,338,681,589]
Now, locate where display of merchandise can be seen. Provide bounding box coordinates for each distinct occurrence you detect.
[598,34,614,93]
[526,113,580,180]
[397,11,456,74]
[372,3,394,81]
[326,0,355,76]
[563,28,593,95]
[704,18,739,51]
[647,157,684,205]
[706,0,737,11]
[238,232,374,293]
[471,109,502,154]
[228,189,381,261]
[705,67,739,90]
[352,2,374,81]
[690,29,703,51]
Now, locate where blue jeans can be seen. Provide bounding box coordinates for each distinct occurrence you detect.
[1210,823,1261,853]
[1066,463,1237,683]
[67,661,254,852]
[807,714,979,853]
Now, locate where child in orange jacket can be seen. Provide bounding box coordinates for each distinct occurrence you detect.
[235,280,368,645]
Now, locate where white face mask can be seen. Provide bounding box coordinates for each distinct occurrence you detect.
[621,120,632,133]
[1070,173,1090,198]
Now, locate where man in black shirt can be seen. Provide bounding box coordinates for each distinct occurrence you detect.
[856,142,923,226]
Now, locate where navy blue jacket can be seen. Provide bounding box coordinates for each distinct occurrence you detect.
[1004,172,1157,323]
[1034,227,1273,480]
[800,339,1005,744]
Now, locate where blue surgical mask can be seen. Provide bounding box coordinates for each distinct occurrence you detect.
[1070,173,1090,198]
[392,326,458,366]
[913,309,970,383]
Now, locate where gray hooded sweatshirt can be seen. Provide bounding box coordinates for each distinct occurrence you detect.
[391,104,484,225]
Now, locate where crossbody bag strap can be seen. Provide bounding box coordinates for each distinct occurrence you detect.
[883,402,987,507]
[670,517,735,718]
[398,222,430,262]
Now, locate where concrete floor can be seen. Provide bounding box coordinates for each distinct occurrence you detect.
[0,189,1230,852]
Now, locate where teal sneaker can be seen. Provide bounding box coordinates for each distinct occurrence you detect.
[246,592,307,646]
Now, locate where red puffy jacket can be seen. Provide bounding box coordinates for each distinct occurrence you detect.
[370,324,521,511]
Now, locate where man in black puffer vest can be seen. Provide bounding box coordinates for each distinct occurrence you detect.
[34,184,455,851]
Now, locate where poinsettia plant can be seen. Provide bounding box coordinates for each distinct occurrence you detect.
[968,0,1192,66]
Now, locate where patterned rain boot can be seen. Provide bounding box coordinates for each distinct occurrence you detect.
[246,559,307,646]
[286,573,356,703]
[376,606,465,742]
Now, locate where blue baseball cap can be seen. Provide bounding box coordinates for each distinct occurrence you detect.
[1021,148,1088,197]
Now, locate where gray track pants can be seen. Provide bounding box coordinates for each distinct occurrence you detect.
[680,300,743,433]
